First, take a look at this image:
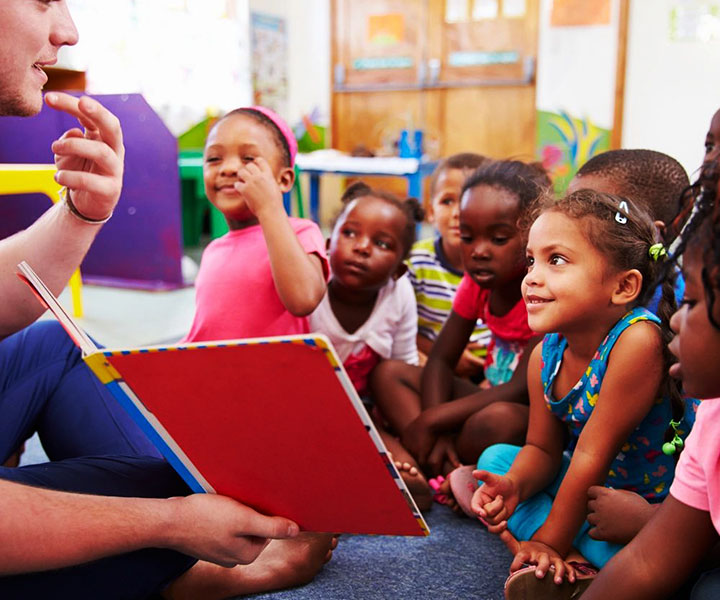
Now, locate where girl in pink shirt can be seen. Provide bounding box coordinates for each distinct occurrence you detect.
[584,113,720,599]
[184,106,328,342]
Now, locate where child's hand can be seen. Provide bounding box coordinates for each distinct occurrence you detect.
[426,435,460,476]
[587,485,654,544]
[509,540,577,585]
[234,157,284,219]
[454,344,485,378]
[471,470,519,530]
[400,416,437,466]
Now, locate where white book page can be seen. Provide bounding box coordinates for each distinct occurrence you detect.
[16,261,98,357]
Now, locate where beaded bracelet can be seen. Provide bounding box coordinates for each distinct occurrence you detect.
[60,187,113,225]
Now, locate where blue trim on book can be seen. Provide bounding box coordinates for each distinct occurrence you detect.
[104,380,205,494]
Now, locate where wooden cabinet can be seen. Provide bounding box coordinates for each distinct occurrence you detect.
[331,0,539,162]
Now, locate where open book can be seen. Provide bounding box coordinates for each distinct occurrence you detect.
[17,261,429,536]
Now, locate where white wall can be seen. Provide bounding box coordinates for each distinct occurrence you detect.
[248,0,331,128]
[536,0,620,129]
[622,0,720,176]
[61,0,252,136]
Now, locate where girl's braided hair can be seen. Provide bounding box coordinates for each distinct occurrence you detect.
[663,158,720,329]
[337,181,425,259]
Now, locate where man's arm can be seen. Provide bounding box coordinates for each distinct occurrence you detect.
[0,93,124,336]
[0,479,299,575]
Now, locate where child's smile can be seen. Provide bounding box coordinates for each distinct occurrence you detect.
[523,211,623,335]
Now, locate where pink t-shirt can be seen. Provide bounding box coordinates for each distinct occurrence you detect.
[452,274,534,385]
[670,399,720,535]
[184,218,328,342]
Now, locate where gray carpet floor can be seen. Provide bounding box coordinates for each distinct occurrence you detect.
[249,504,511,600]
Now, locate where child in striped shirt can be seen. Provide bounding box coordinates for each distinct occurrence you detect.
[407,153,491,378]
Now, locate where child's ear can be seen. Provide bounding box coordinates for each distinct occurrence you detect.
[392,262,408,280]
[654,220,666,240]
[426,203,436,225]
[277,166,295,193]
[611,268,643,305]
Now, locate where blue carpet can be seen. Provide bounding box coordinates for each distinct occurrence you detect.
[23,437,511,598]
[248,505,510,600]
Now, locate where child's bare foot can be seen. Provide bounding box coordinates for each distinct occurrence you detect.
[379,430,433,512]
[164,533,337,600]
[394,459,433,511]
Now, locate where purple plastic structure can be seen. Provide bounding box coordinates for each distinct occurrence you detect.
[0,93,183,289]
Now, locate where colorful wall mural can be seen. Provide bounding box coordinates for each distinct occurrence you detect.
[536,109,611,194]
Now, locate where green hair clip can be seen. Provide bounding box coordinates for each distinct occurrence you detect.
[649,243,668,262]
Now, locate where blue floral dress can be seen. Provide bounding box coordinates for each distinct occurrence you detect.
[541,307,675,501]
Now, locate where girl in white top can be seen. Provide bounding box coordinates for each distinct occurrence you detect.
[310,182,424,396]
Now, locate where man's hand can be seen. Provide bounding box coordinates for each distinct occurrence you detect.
[45,93,124,222]
[167,494,300,568]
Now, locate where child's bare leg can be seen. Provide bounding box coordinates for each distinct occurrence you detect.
[163,533,337,600]
[368,360,424,434]
[379,429,433,512]
[455,402,528,465]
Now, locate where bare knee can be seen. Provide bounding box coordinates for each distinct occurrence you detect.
[368,359,421,398]
[456,402,528,464]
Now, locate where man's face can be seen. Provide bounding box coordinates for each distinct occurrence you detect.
[0,0,78,116]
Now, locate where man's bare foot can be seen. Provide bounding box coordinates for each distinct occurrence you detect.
[379,430,433,512]
[164,533,337,600]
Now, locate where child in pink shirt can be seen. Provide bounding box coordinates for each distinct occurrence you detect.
[584,123,720,599]
[184,107,328,342]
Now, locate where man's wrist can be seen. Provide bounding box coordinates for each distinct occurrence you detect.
[60,187,113,225]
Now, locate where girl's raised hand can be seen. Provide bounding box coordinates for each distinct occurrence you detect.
[509,540,577,585]
[234,156,284,218]
[45,93,124,221]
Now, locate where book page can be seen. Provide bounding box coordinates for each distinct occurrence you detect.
[17,261,98,356]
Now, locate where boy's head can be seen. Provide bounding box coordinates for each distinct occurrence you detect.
[428,153,490,249]
[568,149,689,227]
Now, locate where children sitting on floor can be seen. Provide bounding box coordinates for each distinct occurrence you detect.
[564,147,696,548]
[183,106,328,343]
[369,160,550,507]
[309,181,424,398]
[584,134,720,600]
[407,153,492,374]
[462,191,680,598]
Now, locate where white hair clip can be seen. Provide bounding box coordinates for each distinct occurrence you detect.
[615,200,629,224]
